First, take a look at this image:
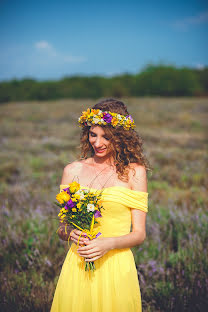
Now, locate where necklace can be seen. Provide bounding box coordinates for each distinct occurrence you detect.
[89,158,116,189]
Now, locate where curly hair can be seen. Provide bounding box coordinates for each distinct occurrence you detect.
[78,98,152,182]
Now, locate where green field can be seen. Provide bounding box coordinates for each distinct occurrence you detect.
[0,97,207,311]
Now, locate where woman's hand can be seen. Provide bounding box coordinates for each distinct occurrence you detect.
[77,237,114,262]
[58,225,90,245]
[70,229,90,246]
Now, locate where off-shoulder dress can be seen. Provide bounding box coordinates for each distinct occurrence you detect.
[50,185,148,312]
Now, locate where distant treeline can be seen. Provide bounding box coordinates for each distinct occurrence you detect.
[0,65,208,103]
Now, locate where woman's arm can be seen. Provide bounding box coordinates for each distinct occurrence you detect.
[110,164,147,249]
[110,210,146,249]
[57,164,74,241]
[57,163,90,245]
[57,222,73,241]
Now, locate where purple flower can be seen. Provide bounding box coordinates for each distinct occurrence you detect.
[103,113,113,123]
[94,210,102,218]
[127,115,133,122]
[63,187,70,194]
[64,199,76,209]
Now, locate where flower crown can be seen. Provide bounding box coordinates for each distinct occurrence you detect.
[78,108,135,130]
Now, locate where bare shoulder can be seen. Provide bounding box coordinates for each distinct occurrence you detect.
[129,163,148,192]
[61,160,83,184]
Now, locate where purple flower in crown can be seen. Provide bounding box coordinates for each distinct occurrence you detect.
[127,115,133,122]
[94,210,102,218]
[64,199,76,210]
[103,113,113,123]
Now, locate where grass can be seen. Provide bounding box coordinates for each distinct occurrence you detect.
[0,97,207,311]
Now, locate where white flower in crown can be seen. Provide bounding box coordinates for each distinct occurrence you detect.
[93,117,100,124]
[78,108,136,130]
[87,203,95,212]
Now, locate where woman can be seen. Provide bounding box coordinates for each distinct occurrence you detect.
[50,98,151,312]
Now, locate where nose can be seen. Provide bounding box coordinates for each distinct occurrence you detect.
[94,137,103,148]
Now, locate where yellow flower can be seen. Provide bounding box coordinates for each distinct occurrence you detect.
[73,194,80,200]
[56,191,70,204]
[78,109,135,130]
[77,202,82,209]
[69,181,80,193]
[111,117,118,127]
[82,109,90,118]
[92,109,100,114]
[72,208,77,212]
[71,196,77,202]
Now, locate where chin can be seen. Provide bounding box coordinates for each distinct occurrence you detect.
[95,152,108,157]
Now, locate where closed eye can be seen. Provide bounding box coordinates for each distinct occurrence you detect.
[89,132,96,137]
[89,131,110,141]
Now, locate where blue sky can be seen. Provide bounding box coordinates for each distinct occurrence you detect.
[0,0,207,81]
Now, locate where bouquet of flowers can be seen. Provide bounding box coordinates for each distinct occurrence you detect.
[55,181,104,271]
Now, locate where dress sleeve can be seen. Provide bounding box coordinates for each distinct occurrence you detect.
[122,191,148,212]
[102,188,148,213]
[128,192,148,212]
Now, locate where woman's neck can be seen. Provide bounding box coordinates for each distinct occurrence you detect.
[92,154,114,167]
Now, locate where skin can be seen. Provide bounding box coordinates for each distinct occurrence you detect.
[59,125,147,262]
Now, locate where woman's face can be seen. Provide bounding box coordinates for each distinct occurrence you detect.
[89,125,112,158]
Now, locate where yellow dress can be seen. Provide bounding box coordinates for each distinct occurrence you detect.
[50,185,148,312]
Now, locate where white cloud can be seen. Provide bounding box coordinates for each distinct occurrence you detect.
[35,40,52,50]
[34,40,86,63]
[172,10,208,31]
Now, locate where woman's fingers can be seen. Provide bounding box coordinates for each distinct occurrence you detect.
[85,255,101,262]
[78,250,100,258]
[70,229,90,245]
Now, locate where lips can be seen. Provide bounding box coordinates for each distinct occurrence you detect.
[95,148,106,153]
